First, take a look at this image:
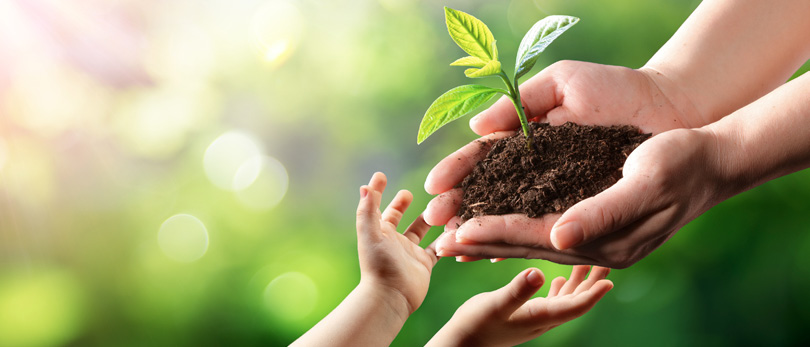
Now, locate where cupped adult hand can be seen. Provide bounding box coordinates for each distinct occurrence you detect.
[436,128,732,268]
[423,60,714,268]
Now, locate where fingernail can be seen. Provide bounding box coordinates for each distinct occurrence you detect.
[455,230,466,243]
[551,222,583,250]
[360,187,368,198]
[437,249,459,257]
[455,227,479,245]
[526,269,543,287]
[456,256,464,262]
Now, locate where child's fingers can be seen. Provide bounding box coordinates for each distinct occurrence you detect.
[403,214,432,244]
[558,265,590,295]
[489,268,546,315]
[588,266,611,280]
[569,279,613,313]
[369,171,387,193]
[356,174,386,239]
[517,279,613,327]
[382,189,413,228]
[573,266,611,295]
[547,276,567,297]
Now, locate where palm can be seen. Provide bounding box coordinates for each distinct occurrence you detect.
[438,266,613,347]
[359,225,434,310]
[357,173,437,313]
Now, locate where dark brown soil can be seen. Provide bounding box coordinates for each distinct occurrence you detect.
[458,122,650,219]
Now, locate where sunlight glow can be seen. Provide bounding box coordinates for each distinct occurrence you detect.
[158,214,209,263]
[115,86,217,159]
[0,137,7,172]
[251,0,304,68]
[263,272,318,321]
[5,58,107,136]
[264,39,291,63]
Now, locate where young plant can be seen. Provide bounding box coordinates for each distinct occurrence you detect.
[417,7,579,149]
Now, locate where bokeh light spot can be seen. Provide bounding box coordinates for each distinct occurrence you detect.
[235,156,289,211]
[251,0,304,68]
[158,214,209,263]
[204,131,262,191]
[0,269,85,347]
[263,272,317,321]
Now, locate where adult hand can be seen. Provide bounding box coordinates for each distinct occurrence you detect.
[422,60,711,267]
[430,128,729,268]
[424,60,703,229]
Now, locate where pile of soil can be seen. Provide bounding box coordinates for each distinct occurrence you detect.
[457,122,651,219]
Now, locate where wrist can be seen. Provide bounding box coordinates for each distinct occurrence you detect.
[356,280,413,324]
[698,119,756,200]
[637,65,708,129]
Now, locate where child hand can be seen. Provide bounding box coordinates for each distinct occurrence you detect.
[356,172,438,318]
[427,265,613,347]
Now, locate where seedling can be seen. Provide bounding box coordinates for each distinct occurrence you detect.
[417,7,578,149]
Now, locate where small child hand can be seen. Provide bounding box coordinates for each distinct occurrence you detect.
[428,265,613,347]
[356,172,438,317]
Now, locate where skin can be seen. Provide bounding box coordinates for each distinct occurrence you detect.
[292,172,437,346]
[427,265,613,347]
[423,0,810,268]
[294,173,614,345]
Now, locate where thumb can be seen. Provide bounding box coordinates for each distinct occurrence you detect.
[550,175,654,250]
[490,268,545,314]
[470,70,560,136]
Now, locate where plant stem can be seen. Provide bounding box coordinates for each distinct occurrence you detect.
[498,71,534,150]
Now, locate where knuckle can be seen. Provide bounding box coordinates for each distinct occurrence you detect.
[591,204,620,239]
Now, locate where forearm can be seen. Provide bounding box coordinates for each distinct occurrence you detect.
[291,283,410,347]
[704,72,810,198]
[426,321,473,347]
[644,0,810,126]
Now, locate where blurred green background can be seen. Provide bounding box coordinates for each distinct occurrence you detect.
[2,0,810,346]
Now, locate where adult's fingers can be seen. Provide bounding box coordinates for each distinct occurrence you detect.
[424,131,514,195]
[381,189,413,227]
[549,175,656,250]
[433,230,597,265]
[454,214,560,247]
[423,189,462,227]
[469,69,560,136]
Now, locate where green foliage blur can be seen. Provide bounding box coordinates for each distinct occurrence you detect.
[1,0,810,346]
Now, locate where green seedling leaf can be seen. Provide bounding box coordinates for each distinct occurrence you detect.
[418,85,502,144]
[514,15,579,80]
[445,7,498,62]
[450,56,487,68]
[465,59,502,78]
